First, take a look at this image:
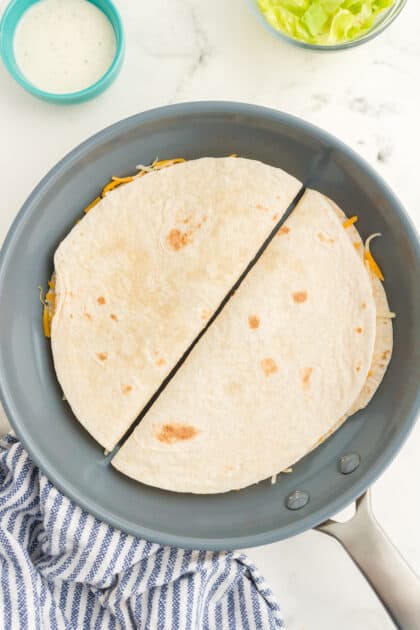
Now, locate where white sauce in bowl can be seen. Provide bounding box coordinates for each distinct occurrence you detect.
[14,0,117,94]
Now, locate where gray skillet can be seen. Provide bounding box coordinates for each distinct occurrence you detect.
[0,102,419,626]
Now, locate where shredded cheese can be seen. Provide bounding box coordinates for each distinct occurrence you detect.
[101,179,132,195]
[84,196,101,214]
[152,158,186,170]
[38,285,46,306]
[377,312,396,319]
[364,233,384,281]
[42,275,56,338]
[354,242,361,249]
[43,305,51,338]
[111,175,135,184]
[271,466,293,484]
[135,164,154,173]
[84,159,185,214]
[45,291,55,307]
[343,215,358,229]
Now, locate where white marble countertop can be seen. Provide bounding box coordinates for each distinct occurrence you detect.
[0,1,419,627]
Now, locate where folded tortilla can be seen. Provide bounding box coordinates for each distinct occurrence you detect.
[327,198,392,418]
[51,158,301,450]
[112,189,392,493]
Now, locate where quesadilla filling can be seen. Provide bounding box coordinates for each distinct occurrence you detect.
[364,232,385,281]
[42,276,56,338]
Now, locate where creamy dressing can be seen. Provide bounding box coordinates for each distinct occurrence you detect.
[14,0,116,94]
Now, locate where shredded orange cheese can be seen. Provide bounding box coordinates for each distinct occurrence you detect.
[364,233,384,281]
[101,180,128,195]
[42,307,51,338]
[84,159,185,214]
[365,250,384,281]
[45,291,55,306]
[354,242,361,249]
[343,216,358,229]
[84,196,101,214]
[42,275,56,338]
[111,175,135,184]
[152,158,185,170]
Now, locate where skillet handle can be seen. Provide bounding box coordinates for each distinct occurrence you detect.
[315,490,420,629]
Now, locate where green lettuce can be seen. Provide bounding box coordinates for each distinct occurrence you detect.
[256,0,395,44]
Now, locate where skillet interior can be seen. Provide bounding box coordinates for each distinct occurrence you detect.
[0,102,418,549]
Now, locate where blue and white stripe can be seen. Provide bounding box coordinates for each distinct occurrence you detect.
[0,435,284,629]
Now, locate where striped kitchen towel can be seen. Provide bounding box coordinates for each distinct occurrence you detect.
[0,434,284,629]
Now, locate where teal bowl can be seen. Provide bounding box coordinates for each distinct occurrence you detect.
[0,0,124,104]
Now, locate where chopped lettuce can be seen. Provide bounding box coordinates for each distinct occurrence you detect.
[256,0,395,45]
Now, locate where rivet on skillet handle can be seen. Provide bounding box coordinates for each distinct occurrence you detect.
[286,490,309,510]
[315,490,420,630]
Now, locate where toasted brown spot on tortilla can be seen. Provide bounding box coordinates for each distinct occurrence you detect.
[355,327,363,333]
[272,213,280,221]
[97,352,108,361]
[225,381,242,395]
[70,314,73,319]
[201,309,211,321]
[167,228,192,251]
[248,315,260,329]
[367,370,373,378]
[361,302,366,309]
[122,384,132,394]
[277,226,290,236]
[256,203,268,211]
[293,291,307,304]
[155,357,166,366]
[318,232,335,244]
[382,350,390,360]
[97,296,106,305]
[110,313,118,321]
[261,358,278,377]
[84,312,92,320]
[156,423,198,444]
[301,367,313,388]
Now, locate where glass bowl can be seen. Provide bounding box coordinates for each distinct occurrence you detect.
[246,0,407,51]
